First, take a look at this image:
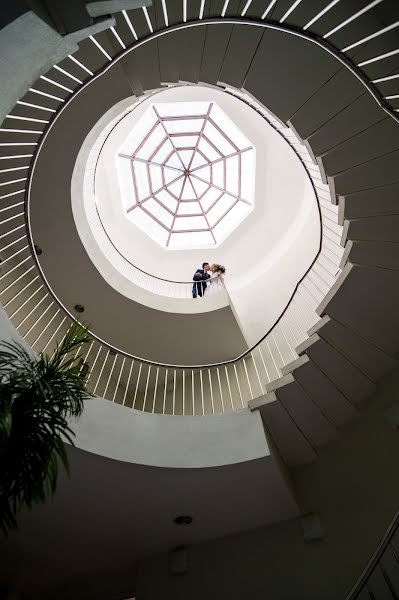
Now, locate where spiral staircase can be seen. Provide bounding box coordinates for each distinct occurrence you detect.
[1,1,399,599]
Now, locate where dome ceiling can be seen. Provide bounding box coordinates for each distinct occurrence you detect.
[117,101,255,249]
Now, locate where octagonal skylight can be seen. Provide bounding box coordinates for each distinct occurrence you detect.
[117,101,255,249]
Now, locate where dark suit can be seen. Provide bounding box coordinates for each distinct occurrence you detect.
[192,269,210,298]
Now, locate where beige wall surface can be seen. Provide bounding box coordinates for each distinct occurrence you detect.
[136,365,399,600]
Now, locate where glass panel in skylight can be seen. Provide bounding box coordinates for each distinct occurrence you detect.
[132,209,169,245]
[153,139,174,164]
[171,135,198,149]
[117,159,136,208]
[164,151,184,170]
[157,189,178,213]
[211,103,251,149]
[186,177,198,197]
[181,179,194,200]
[154,102,209,118]
[169,230,214,248]
[179,150,194,169]
[145,198,174,228]
[191,151,208,170]
[211,161,224,188]
[135,124,165,160]
[149,164,164,192]
[175,215,207,231]
[164,169,182,186]
[168,178,184,198]
[226,154,239,194]
[126,114,157,156]
[207,194,234,226]
[194,162,211,180]
[201,187,222,211]
[240,151,255,198]
[165,118,204,134]
[198,137,221,161]
[132,162,150,200]
[177,201,202,215]
[204,121,237,155]
[190,176,209,198]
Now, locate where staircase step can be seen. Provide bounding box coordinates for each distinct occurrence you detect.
[329,149,399,197]
[341,240,399,271]
[73,37,111,74]
[307,315,397,382]
[353,27,399,82]
[239,0,267,19]
[131,39,161,91]
[338,183,399,221]
[298,2,381,39]
[320,118,399,177]
[199,23,233,85]
[125,5,156,38]
[266,374,337,446]
[219,25,263,89]
[307,94,385,157]
[317,263,399,355]
[179,27,207,84]
[119,51,144,96]
[343,215,399,244]
[158,31,180,84]
[243,28,341,122]
[249,391,317,466]
[208,0,241,18]
[186,0,205,20]
[296,334,375,405]
[113,11,140,47]
[153,0,182,24]
[281,354,356,427]
[266,0,299,22]
[289,68,364,140]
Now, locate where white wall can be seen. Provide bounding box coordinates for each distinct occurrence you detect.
[82,85,319,342]
[228,178,319,345]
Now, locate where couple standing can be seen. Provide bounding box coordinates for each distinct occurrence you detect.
[192,262,226,298]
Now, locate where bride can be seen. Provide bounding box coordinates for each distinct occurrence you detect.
[204,264,226,296]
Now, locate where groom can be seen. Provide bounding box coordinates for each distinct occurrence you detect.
[192,262,211,298]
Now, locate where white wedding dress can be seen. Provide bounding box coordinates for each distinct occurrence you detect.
[204,273,224,296]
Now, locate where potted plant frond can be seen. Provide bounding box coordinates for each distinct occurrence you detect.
[0,322,92,534]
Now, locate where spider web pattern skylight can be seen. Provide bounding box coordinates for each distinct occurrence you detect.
[118,102,255,249]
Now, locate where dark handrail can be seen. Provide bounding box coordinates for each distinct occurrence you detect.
[26,17,377,368]
[344,510,399,599]
[25,80,323,368]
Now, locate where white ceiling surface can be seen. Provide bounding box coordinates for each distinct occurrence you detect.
[0,400,299,598]
[88,86,319,343]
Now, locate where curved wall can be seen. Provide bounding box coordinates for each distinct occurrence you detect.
[75,84,319,343]
[29,75,248,365]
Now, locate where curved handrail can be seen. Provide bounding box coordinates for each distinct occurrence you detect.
[344,509,399,599]
[26,83,324,367]
[21,18,350,368]
[0,11,373,412]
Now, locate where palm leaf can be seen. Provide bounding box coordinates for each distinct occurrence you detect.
[0,322,93,534]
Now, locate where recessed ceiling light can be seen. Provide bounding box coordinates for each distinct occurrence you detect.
[173,515,193,525]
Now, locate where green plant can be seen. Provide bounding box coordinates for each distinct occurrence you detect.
[0,322,92,534]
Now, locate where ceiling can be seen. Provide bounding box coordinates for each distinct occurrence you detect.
[0,401,299,599]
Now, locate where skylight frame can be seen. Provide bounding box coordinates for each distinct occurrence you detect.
[118,102,255,249]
